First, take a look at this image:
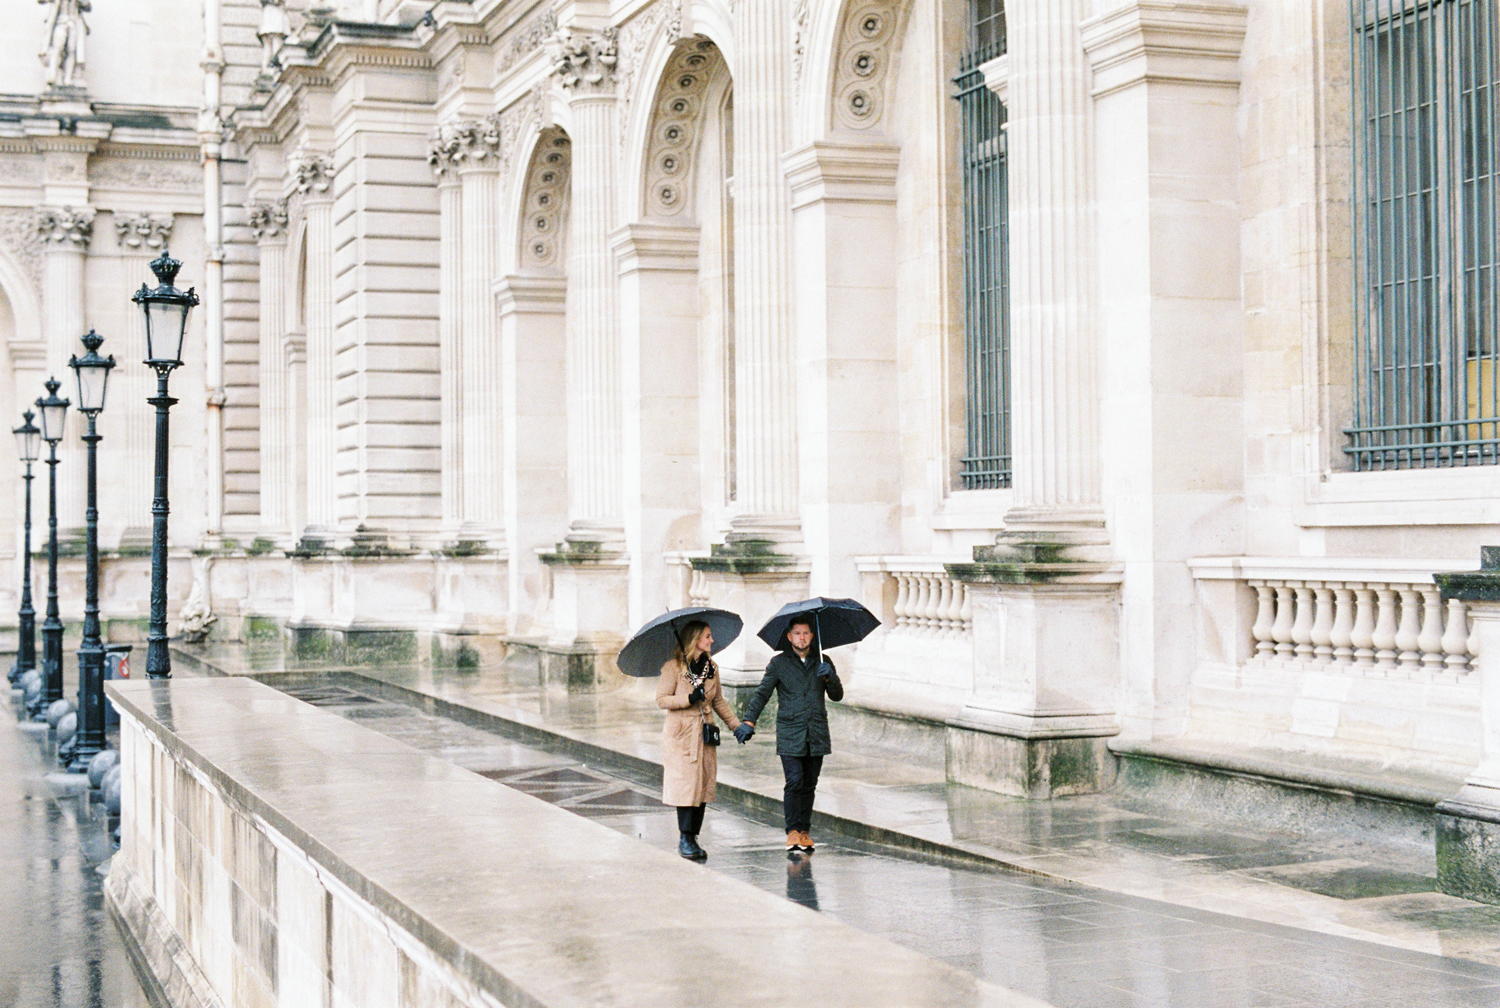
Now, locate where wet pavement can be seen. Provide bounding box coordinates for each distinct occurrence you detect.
[269,674,1500,1008]
[2,692,151,1008]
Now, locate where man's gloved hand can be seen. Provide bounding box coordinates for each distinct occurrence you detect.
[687,685,706,706]
[734,723,755,744]
[816,661,834,680]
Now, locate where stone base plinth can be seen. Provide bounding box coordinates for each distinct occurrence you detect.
[502,638,628,692]
[1437,802,1500,905]
[946,724,1117,799]
[288,625,419,665]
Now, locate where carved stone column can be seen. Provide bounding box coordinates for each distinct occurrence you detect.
[727,0,800,549]
[457,131,502,544]
[37,205,93,377]
[433,158,463,531]
[248,200,291,541]
[113,212,174,552]
[294,152,337,543]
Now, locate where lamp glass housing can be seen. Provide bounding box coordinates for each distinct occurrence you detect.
[12,413,39,462]
[69,333,115,414]
[132,249,198,367]
[36,388,68,443]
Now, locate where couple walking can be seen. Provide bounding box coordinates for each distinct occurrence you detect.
[619,598,877,863]
[657,614,841,860]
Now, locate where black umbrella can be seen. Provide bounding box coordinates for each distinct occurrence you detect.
[616,606,743,678]
[757,597,881,656]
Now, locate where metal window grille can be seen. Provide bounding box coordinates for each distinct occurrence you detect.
[1347,0,1500,469]
[955,1,1010,489]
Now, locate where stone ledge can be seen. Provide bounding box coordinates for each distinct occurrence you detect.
[107,677,1042,1008]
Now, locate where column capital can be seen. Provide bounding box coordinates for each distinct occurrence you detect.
[1080,0,1248,97]
[548,27,618,95]
[427,116,503,176]
[114,211,174,252]
[247,199,289,243]
[291,149,333,196]
[36,205,94,249]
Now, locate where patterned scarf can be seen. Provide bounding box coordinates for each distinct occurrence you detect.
[685,652,716,690]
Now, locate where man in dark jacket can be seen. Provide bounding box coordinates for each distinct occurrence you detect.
[735,616,843,852]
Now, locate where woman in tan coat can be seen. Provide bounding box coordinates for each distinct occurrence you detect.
[657,620,744,860]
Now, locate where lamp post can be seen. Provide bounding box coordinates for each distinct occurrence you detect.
[66,330,113,772]
[34,378,69,719]
[133,249,197,680]
[10,411,40,689]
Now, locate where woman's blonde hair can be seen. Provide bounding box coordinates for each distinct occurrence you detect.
[676,620,711,664]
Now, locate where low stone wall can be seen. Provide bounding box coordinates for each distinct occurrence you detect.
[106,677,1048,1008]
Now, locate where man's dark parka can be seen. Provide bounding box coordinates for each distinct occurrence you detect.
[742,650,844,757]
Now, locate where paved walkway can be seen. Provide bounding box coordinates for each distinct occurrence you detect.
[267,672,1500,1008]
[2,694,149,1008]
[176,645,1500,977]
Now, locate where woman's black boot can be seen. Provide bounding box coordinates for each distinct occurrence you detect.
[679,833,707,861]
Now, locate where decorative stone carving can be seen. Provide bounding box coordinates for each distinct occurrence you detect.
[616,0,686,147]
[494,83,551,176]
[643,39,724,218]
[793,0,810,83]
[0,207,43,285]
[36,206,94,248]
[39,0,89,90]
[292,151,333,194]
[519,129,571,271]
[247,199,289,241]
[428,118,502,175]
[89,158,201,192]
[548,28,618,93]
[497,9,558,76]
[113,212,173,251]
[831,3,902,130]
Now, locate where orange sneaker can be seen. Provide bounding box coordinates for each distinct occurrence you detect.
[786,831,801,849]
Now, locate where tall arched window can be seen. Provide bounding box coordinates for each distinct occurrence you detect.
[1347,0,1499,469]
[955,0,1009,488]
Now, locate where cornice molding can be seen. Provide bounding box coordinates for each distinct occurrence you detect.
[1080,0,1248,97]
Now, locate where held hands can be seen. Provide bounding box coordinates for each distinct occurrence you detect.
[687,685,706,706]
[734,722,755,744]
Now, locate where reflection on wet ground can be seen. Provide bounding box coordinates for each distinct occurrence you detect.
[280,678,1500,1008]
[1,701,149,1008]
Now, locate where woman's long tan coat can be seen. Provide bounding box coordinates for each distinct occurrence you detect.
[657,658,742,807]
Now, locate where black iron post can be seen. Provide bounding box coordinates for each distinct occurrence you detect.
[35,378,68,720]
[67,330,113,772]
[134,250,196,680]
[9,411,39,687]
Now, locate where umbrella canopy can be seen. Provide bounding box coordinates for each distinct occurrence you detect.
[616,606,743,678]
[757,597,881,654]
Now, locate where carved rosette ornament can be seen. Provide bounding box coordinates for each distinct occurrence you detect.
[247,199,289,241]
[519,129,572,271]
[832,4,901,130]
[113,212,173,251]
[36,206,94,248]
[548,28,618,93]
[292,152,333,195]
[427,117,502,176]
[644,39,724,217]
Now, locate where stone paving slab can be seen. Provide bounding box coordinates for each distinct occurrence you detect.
[173,646,1500,968]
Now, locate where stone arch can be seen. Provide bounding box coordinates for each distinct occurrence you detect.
[516,127,572,275]
[635,36,731,221]
[801,0,913,140]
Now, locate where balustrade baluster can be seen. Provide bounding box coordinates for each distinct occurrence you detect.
[1394,586,1423,674]
[958,583,972,635]
[1291,584,1316,662]
[1468,605,1480,672]
[1311,583,1335,663]
[1442,598,1471,673]
[1271,583,1295,659]
[1330,584,1355,666]
[1351,585,1377,668]
[917,575,938,633]
[1371,587,1400,672]
[1249,581,1275,660]
[893,574,913,629]
[1417,587,1445,673]
[935,578,956,635]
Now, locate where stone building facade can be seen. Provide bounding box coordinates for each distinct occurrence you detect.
[3,0,1499,824]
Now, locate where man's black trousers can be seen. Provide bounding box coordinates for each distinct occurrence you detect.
[780,755,823,833]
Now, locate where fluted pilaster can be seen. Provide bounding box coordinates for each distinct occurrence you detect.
[459,162,501,533]
[437,174,463,527]
[114,213,174,547]
[1004,0,1103,536]
[729,0,800,542]
[298,156,337,533]
[250,201,291,536]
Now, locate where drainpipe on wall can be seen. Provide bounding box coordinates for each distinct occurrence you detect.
[200,0,226,539]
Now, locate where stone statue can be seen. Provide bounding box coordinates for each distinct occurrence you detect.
[39,0,90,90]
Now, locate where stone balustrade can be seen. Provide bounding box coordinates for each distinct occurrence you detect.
[1192,557,1478,684]
[857,557,975,639]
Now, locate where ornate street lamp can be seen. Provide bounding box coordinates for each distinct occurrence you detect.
[66,330,113,772]
[34,378,68,719]
[9,410,40,689]
[133,249,197,679]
